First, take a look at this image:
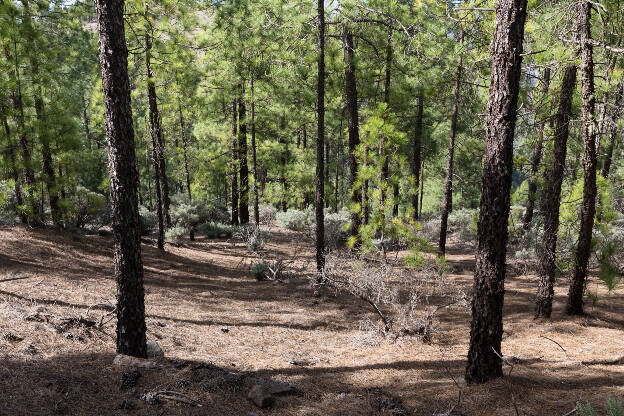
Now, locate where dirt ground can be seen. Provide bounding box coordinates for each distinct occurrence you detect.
[0,224,623,416]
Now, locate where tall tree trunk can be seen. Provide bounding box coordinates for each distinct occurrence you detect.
[601,82,623,179]
[465,0,528,384]
[145,30,165,248]
[178,99,194,240]
[82,95,94,148]
[230,97,239,225]
[315,0,325,276]
[279,116,288,212]
[419,159,424,218]
[380,26,392,227]
[535,65,577,318]
[238,91,249,224]
[523,67,551,230]
[343,29,361,244]
[302,125,307,149]
[251,75,260,226]
[1,112,27,223]
[567,0,597,316]
[95,0,147,357]
[439,56,462,255]
[3,42,40,226]
[362,147,369,225]
[412,92,424,221]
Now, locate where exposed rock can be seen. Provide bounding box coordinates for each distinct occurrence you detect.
[112,354,159,369]
[247,384,275,409]
[288,360,313,366]
[139,392,161,405]
[246,377,298,395]
[146,340,164,358]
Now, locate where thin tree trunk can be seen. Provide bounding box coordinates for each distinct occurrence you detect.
[523,67,551,230]
[412,92,424,221]
[362,147,369,225]
[567,0,597,316]
[315,0,325,276]
[465,0,528,384]
[535,64,577,319]
[1,112,26,223]
[230,97,239,225]
[238,91,249,224]
[439,56,462,255]
[178,99,194,240]
[251,75,260,226]
[419,159,424,218]
[601,82,623,179]
[95,0,147,357]
[380,26,392,227]
[145,29,170,230]
[145,30,165,248]
[279,116,288,212]
[343,29,361,244]
[325,139,330,209]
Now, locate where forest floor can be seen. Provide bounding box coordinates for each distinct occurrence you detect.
[0,224,623,416]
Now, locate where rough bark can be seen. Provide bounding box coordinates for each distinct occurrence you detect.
[465,0,528,384]
[343,29,361,243]
[567,0,597,316]
[412,92,424,221]
[1,111,26,223]
[145,30,165,249]
[238,92,249,224]
[178,99,194,240]
[439,57,462,255]
[230,97,239,225]
[379,26,392,227]
[251,75,260,226]
[522,67,551,231]
[145,29,170,230]
[95,0,147,357]
[535,65,577,319]
[315,0,325,275]
[279,116,288,212]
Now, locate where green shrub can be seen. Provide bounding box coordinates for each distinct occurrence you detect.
[196,221,235,238]
[165,226,187,245]
[276,208,313,231]
[65,186,107,228]
[139,205,157,236]
[325,208,351,248]
[250,260,269,280]
[258,204,277,225]
[577,396,624,416]
[447,208,478,241]
[0,180,18,225]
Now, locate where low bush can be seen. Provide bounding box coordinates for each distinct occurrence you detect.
[139,205,157,236]
[324,208,350,248]
[250,260,269,281]
[0,180,18,226]
[165,226,187,245]
[276,208,313,231]
[65,186,107,228]
[196,221,235,238]
[258,204,277,225]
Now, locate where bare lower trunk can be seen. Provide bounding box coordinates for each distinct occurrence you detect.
[315,0,325,276]
[601,82,623,179]
[439,58,462,255]
[466,0,528,384]
[567,0,597,316]
[95,0,147,357]
[1,112,26,223]
[178,99,194,240]
[238,91,249,224]
[251,75,260,226]
[523,67,551,231]
[535,65,577,318]
[230,97,239,225]
[412,92,424,221]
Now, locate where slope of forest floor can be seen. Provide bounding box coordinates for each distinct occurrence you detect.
[0,225,623,416]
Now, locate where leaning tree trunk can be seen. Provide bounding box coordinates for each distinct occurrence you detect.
[145,29,170,231]
[315,0,325,277]
[535,64,577,319]
[95,0,147,358]
[439,56,462,255]
[250,75,260,226]
[465,0,528,384]
[145,31,165,248]
[343,29,361,244]
[567,0,597,316]
[238,92,249,224]
[412,91,424,221]
[230,97,239,225]
[522,67,551,231]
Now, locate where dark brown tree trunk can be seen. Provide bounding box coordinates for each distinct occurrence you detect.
[379,26,392,227]
[567,0,597,316]
[419,159,424,218]
[95,0,147,357]
[535,64,577,319]
[145,29,170,231]
[523,67,551,231]
[1,111,27,223]
[315,0,325,276]
[439,57,462,255]
[343,29,361,243]
[238,92,249,224]
[325,140,330,209]
[251,75,260,226]
[465,0,528,384]
[145,30,165,249]
[279,116,288,212]
[230,97,239,225]
[302,125,307,149]
[601,82,623,179]
[362,147,369,225]
[412,92,424,221]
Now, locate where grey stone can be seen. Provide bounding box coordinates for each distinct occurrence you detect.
[146,340,164,358]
